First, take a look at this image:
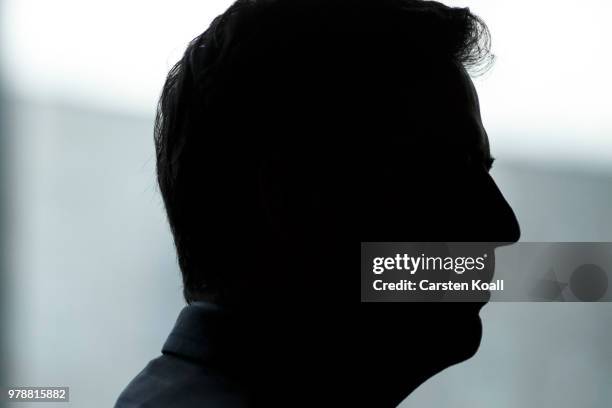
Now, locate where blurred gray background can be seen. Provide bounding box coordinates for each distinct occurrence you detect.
[1,0,611,407]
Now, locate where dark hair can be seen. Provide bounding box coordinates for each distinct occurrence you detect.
[154,0,493,303]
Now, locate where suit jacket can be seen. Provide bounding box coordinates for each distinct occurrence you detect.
[115,302,250,408]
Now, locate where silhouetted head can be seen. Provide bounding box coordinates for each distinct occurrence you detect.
[155,0,520,405]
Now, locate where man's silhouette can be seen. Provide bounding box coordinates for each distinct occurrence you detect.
[116,0,520,407]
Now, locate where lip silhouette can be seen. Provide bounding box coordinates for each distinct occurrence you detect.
[474,246,497,306]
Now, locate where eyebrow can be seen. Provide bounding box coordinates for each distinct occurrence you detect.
[468,144,495,171]
[485,155,495,171]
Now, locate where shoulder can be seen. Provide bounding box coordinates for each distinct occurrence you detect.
[114,354,248,408]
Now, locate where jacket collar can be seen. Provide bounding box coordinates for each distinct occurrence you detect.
[161,301,229,364]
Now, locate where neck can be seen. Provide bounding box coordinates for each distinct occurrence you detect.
[211,305,433,407]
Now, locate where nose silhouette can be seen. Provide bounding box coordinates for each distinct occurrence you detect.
[359,162,521,243]
[437,170,520,243]
[478,171,521,245]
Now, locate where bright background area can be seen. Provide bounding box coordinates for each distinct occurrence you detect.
[1,1,611,407]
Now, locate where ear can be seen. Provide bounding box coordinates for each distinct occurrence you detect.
[257,157,288,215]
[255,158,286,242]
[256,157,328,235]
